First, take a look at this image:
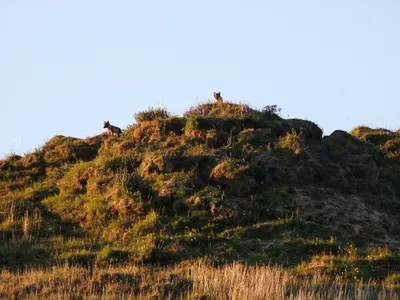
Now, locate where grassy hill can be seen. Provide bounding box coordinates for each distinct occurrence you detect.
[1,102,400,298]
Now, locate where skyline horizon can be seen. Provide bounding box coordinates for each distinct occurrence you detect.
[2,97,398,159]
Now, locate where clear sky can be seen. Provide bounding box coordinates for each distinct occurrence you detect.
[1,1,399,158]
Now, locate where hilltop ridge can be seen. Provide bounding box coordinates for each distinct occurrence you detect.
[1,101,400,286]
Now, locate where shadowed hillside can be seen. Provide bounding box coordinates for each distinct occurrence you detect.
[1,102,400,298]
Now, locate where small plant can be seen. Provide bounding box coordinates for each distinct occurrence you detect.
[240,105,252,117]
[184,115,200,135]
[131,211,159,236]
[384,273,400,288]
[134,107,170,124]
[367,244,392,260]
[96,245,129,266]
[341,242,359,260]
[22,210,29,240]
[277,129,304,155]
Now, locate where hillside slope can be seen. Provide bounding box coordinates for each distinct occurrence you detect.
[1,102,400,282]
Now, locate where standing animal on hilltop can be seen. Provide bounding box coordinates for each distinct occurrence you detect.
[213,92,223,103]
[103,121,122,137]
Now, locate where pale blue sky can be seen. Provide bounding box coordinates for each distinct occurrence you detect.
[1,1,399,158]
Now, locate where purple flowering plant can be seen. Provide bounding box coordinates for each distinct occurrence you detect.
[263,105,282,115]
[240,105,252,117]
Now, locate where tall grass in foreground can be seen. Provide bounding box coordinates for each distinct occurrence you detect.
[190,263,398,300]
[0,262,398,299]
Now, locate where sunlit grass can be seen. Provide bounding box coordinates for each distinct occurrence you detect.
[0,262,398,299]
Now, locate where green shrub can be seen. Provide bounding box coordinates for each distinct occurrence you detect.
[83,195,108,228]
[96,245,130,266]
[130,233,165,263]
[58,161,96,196]
[350,126,396,146]
[286,119,323,140]
[159,117,186,135]
[134,107,170,124]
[382,137,400,152]
[43,135,99,164]
[236,128,273,146]
[130,211,159,236]
[277,129,304,155]
[384,273,400,288]
[184,115,201,134]
[210,158,242,181]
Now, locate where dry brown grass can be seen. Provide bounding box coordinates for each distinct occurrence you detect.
[0,262,398,299]
[189,263,399,300]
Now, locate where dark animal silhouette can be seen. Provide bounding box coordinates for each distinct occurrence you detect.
[103,121,122,137]
[213,92,223,103]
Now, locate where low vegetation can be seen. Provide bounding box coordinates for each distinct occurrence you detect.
[1,261,398,299]
[1,101,400,298]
